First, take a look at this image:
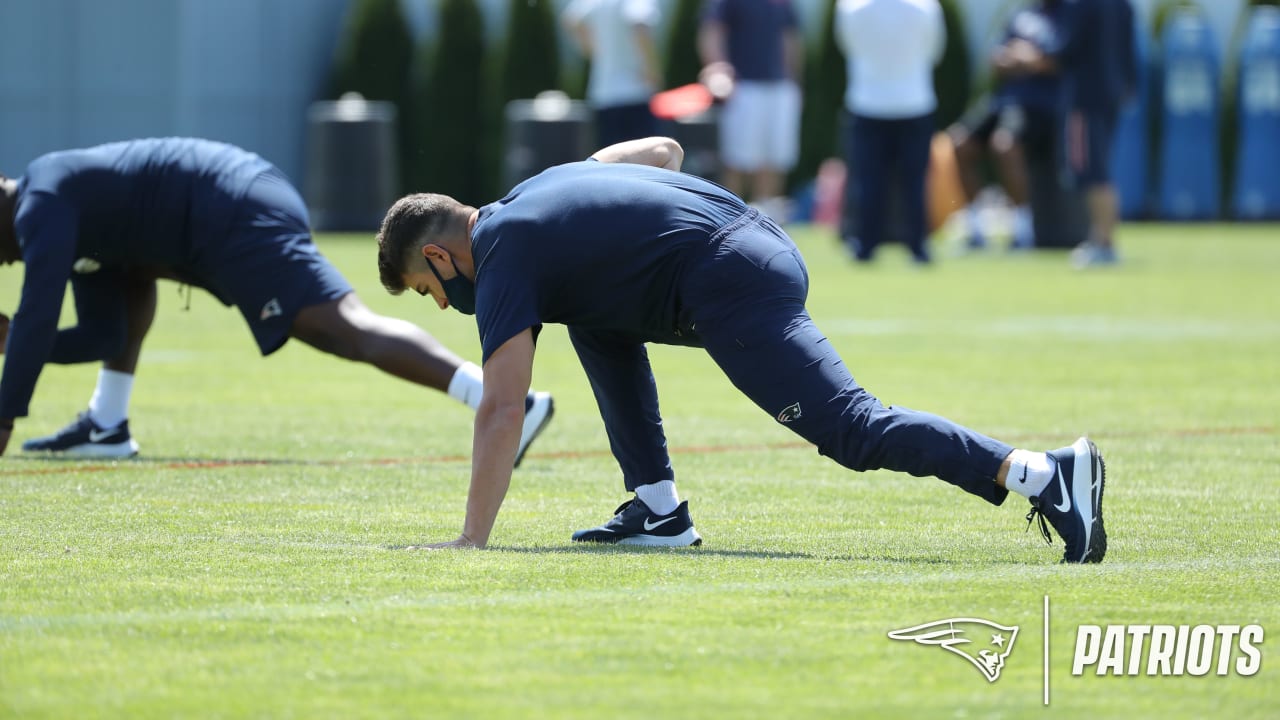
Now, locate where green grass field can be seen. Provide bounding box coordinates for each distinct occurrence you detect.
[2,223,1277,719]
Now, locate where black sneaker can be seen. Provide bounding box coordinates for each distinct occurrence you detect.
[572,497,703,547]
[1026,437,1106,563]
[21,411,140,458]
[515,392,554,468]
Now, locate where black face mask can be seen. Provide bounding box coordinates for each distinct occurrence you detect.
[426,254,477,315]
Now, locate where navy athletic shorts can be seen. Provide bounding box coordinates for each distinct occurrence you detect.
[200,169,353,355]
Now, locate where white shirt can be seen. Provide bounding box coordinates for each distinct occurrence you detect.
[563,0,660,108]
[836,0,945,119]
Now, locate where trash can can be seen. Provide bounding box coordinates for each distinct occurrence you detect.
[305,93,399,232]
[1157,11,1220,220]
[503,91,593,193]
[1233,6,1280,219]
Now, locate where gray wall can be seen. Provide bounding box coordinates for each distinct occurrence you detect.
[0,0,348,182]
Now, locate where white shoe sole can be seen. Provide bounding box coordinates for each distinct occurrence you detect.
[617,527,703,547]
[24,439,139,458]
[515,392,554,468]
[1068,436,1106,563]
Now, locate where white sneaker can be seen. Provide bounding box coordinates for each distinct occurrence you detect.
[515,392,554,467]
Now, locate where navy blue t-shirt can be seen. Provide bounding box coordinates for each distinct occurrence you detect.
[0,138,272,419]
[702,0,797,82]
[997,3,1067,113]
[470,161,747,362]
[1051,0,1137,113]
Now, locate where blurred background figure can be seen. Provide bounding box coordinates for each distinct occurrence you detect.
[562,0,662,148]
[1054,0,1138,267]
[948,0,1067,251]
[836,0,946,263]
[698,0,804,223]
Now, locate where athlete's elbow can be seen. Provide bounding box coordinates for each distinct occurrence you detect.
[663,138,684,169]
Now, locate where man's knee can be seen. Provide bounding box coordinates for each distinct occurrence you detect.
[291,295,373,362]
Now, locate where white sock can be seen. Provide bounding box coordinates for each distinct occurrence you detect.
[1005,449,1054,499]
[966,205,983,235]
[1013,205,1033,242]
[634,480,680,516]
[88,369,134,428]
[447,361,484,411]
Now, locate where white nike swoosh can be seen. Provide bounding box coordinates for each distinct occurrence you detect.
[88,429,116,443]
[642,516,678,532]
[1052,465,1072,514]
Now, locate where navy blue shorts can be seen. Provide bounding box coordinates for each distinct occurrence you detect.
[201,169,352,355]
[1064,109,1118,187]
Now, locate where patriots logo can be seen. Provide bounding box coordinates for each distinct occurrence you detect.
[260,298,283,321]
[888,618,1020,682]
[72,257,102,274]
[776,402,802,423]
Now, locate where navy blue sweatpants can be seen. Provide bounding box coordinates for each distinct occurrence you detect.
[570,210,1013,506]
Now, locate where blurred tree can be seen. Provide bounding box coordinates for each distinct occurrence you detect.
[664,0,703,89]
[498,0,561,103]
[933,0,972,130]
[411,0,488,204]
[328,0,415,193]
[484,0,562,197]
[791,0,846,191]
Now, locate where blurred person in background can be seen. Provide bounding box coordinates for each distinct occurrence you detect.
[698,0,803,223]
[1049,0,1137,267]
[562,0,662,147]
[836,0,945,263]
[947,0,1067,251]
[0,138,553,459]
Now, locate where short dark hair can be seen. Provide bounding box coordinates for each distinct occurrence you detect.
[375,193,462,295]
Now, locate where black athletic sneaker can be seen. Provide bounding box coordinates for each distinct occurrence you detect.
[1026,437,1106,563]
[21,411,140,458]
[516,392,554,468]
[572,497,703,547]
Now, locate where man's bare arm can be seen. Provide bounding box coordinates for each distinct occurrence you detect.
[423,329,535,549]
[590,137,684,171]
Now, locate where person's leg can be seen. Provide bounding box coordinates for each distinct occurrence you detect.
[896,113,936,262]
[852,115,891,261]
[566,326,675,495]
[991,106,1035,248]
[718,82,764,200]
[693,230,1011,502]
[594,105,641,149]
[22,272,143,456]
[567,327,700,546]
[86,274,156,427]
[608,102,658,145]
[947,98,1000,247]
[290,295,554,466]
[290,292,463,392]
[686,219,1106,560]
[840,110,860,246]
[751,80,801,220]
[1067,110,1121,266]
